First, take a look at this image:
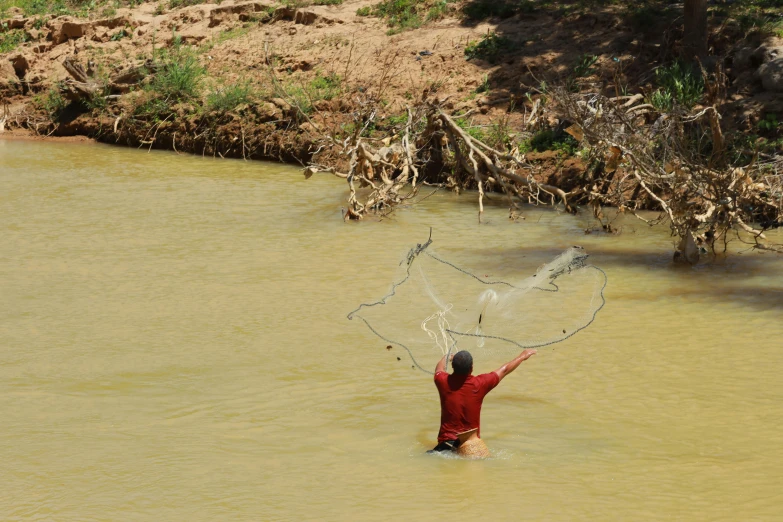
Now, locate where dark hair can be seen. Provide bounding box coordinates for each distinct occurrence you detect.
[452,351,473,375]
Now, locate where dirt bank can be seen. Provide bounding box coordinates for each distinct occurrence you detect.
[2,0,781,157]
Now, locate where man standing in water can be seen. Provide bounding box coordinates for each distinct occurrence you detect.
[429,349,537,453]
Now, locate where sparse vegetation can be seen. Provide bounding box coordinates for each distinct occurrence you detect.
[168,0,205,9]
[1,0,144,18]
[359,0,453,34]
[276,71,341,117]
[474,74,490,94]
[150,43,206,101]
[33,85,67,120]
[0,27,28,53]
[649,61,704,111]
[464,31,516,63]
[206,80,256,114]
[529,128,578,155]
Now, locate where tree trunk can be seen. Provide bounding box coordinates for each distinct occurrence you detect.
[684,0,708,59]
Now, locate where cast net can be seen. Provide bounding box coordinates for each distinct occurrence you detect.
[348,232,607,374]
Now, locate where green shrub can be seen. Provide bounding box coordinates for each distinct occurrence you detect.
[34,86,67,119]
[151,45,205,101]
[474,73,490,94]
[278,72,342,116]
[206,81,255,113]
[649,61,704,111]
[758,113,780,133]
[371,0,422,33]
[649,89,673,112]
[426,0,449,21]
[464,31,515,62]
[309,72,342,100]
[385,113,408,128]
[0,27,28,53]
[110,28,131,41]
[573,54,598,78]
[356,6,371,15]
[480,121,512,151]
[462,0,520,20]
[529,129,578,155]
[168,0,205,9]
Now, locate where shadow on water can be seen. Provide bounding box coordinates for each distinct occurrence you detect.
[433,242,783,311]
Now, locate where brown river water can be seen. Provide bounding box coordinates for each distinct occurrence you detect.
[2,138,783,521]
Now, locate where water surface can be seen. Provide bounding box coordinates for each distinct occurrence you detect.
[2,139,782,520]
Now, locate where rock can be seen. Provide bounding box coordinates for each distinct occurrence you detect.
[733,47,755,70]
[526,150,559,161]
[49,17,84,44]
[299,121,320,134]
[288,27,297,35]
[6,16,27,29]
[48,15,132,45]
[270,97,291,112]
[208,1,266,27]
[273,7,296,20]
[674,230,700,265]
[9,53,30,80]
[92,26,109,42]
[25,28,40,41]
[755,37,783,64]
[257,102,283,121]
[312,99,332,112]
[0,59,20,91]
[289,60,313,72]
[757,58,783,92]
[294,10,318,25]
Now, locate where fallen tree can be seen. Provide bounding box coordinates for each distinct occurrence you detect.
[301,89,782,261]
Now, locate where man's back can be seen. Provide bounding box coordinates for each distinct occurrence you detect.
[429,349,536,453]
[434,371,499,442]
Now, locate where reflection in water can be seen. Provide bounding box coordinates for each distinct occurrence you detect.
[1,139,783,521]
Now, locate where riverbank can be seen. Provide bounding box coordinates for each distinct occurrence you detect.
[2,0,781,159]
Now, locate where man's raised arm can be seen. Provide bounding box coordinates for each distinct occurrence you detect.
[435,353,454,374]
[493,349,537,382]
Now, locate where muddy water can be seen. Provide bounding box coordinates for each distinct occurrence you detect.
[2,138,782,521]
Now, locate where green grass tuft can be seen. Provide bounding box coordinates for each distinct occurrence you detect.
[0,26,29,53]
[206,80,255,114]
[464,31,516,63]
[151,43,206,101]
[649,61,704,111]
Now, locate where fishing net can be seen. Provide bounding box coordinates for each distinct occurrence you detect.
[348,232,607,374]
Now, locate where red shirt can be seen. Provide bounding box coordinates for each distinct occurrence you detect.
[434,371,500,442]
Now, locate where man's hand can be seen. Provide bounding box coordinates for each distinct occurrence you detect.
[435,352,454,374]
[493,349,537,382]
[519,349,537,361]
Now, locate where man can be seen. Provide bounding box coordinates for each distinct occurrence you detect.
[429,348,537,453]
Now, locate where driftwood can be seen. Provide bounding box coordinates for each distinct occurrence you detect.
[61,57,157,100]
[300,89,781,256]
[305,103,576,222]
[552,89,782,258]
[62,57,101,100]
[0,103,8,133]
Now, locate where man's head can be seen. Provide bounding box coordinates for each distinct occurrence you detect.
[451,350,473,375]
